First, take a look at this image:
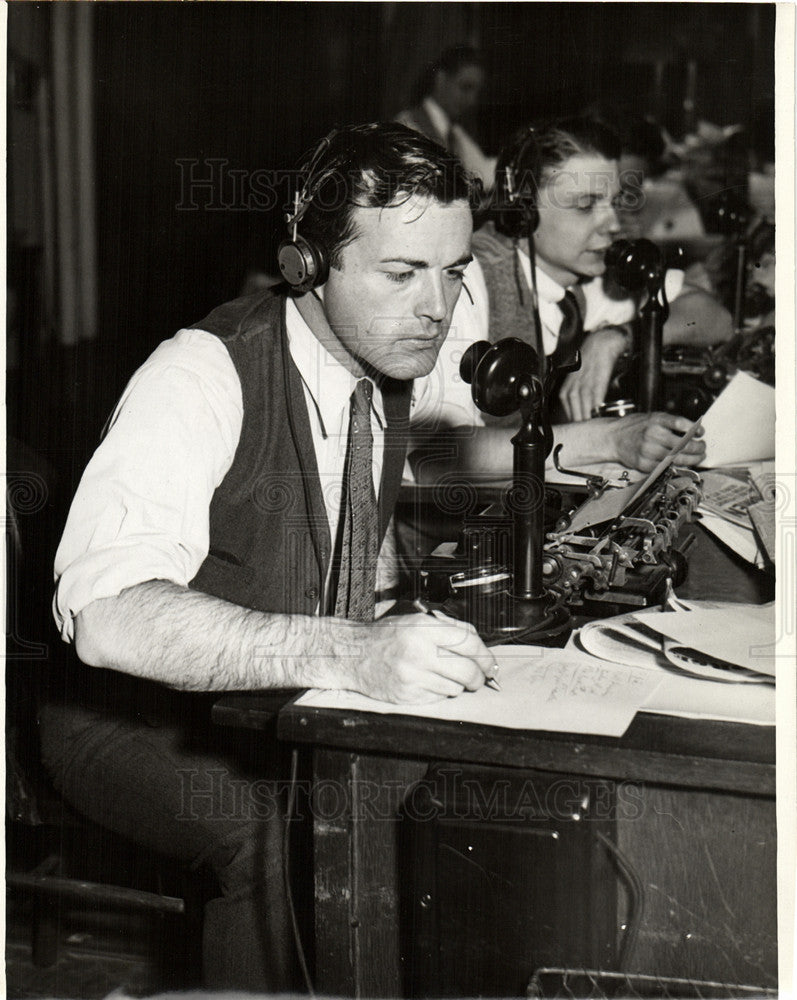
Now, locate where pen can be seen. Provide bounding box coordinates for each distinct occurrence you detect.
[412,598,502,691]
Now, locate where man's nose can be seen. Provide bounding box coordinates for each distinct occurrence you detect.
[416,272,448,322]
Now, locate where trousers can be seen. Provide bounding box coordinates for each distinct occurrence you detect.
[38,689,302,992]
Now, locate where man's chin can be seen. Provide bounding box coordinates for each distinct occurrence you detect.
[378,350,439,381]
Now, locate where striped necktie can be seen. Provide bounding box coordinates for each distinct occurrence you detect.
[333,379,378,622]
[549,288,584,369]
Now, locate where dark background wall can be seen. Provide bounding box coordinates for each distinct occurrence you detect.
[7,0,776,506]
[477,4,774,144]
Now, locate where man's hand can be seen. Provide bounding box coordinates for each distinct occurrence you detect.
[336,613,498,704]
[609,413,705,472]
[558,326,628,422]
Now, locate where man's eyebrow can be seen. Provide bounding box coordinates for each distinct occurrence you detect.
[380,254,473,268]
[380,257,430,267]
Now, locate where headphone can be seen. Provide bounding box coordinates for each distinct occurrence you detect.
[277,129,343,291]
[496,126,544,236]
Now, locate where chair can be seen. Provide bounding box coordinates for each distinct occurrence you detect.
[5,486,206,988]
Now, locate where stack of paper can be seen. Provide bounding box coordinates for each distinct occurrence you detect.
[576,601,775,725]
[697,461,776,567]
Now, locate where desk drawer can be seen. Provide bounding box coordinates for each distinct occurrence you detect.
[400,764,617,998]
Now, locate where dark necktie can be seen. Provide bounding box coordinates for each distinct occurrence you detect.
[549,288,584,370]
[445,125,458,157]
[333,379,378,622]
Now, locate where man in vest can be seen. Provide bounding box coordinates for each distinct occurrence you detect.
[43,123,496,991]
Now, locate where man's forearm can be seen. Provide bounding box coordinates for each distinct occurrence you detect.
[550,420,621,466]
[74,579,362,693]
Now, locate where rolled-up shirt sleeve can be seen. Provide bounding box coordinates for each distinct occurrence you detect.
[53,329,242,641]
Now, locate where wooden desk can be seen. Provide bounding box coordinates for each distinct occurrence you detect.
[269,702,775,997]
[214,517,776,997]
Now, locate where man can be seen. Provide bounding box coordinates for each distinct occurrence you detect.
[396,45,497,190]
[42,123,495,991]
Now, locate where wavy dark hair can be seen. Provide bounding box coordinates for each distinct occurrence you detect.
[492,116,622,238]
[289,122,482,270]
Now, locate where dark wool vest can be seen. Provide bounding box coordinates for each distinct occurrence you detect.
[188,289,413,617]
[471,223,546,427]
[472,222,543,356]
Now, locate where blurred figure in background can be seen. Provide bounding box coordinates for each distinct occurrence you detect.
[616,115,705,242]
[397,45,497,190]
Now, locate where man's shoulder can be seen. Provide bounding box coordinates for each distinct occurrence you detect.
[191,287,287,344]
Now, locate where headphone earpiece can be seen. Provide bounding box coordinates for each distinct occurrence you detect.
[277,233,328,290]
[277,129,340,291]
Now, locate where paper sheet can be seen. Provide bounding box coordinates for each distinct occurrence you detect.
[642,671,774,724]
[575,606,775,725]
[295,646,664,738]
[567,419,703,534]
[700,371,775,467]
[698,510,766,567]
[633,602,776,676]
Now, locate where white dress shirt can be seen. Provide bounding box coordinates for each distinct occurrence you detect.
[54,297,486,638]
[514,248,685,355]
[397,97,497,192]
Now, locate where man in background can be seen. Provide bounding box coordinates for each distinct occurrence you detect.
[397,45,497,190]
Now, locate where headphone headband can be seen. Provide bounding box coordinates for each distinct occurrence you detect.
[285,129,342,230]
[278,128,343,290]
[504,126,537,205]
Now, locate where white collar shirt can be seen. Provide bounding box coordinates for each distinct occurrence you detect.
[420,97,497,191]
[515,249,574,356]
[53,296,387,637]
[514,248,685,354]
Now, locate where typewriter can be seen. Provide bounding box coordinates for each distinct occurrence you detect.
[418,334,703,646]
